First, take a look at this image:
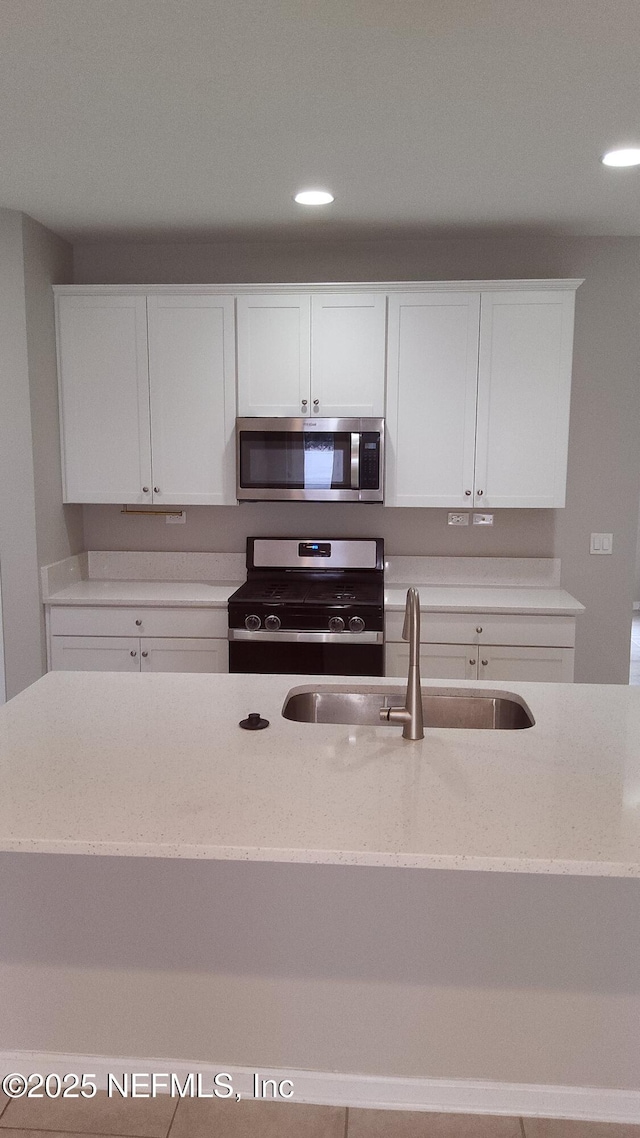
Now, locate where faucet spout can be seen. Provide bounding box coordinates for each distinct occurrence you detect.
[380,587,424,740]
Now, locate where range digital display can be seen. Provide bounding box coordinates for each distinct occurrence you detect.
[298,542,331,557]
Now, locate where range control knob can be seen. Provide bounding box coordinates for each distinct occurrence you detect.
[348,616,366,633]
[245,614,261,631]
[328,616,345,633]
[265,614,281,631]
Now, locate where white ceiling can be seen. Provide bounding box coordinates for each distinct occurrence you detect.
[1,0,639,242]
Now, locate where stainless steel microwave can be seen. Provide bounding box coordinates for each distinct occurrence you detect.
[236,418,385,502]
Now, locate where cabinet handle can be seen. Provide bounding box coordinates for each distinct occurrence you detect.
[154,486,160,494]
[142,486,149,493]
[135,619,142,626]
[476,626,482,634]
[313,399,320,407]
[477,489,483,496]
[301,400,308,407]
[130,650,137,657]
[465,490,471,496]
[481,659,488,667]
[141,651,148,658]
[469,658,476,665]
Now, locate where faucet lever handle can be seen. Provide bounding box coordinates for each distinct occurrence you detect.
[402,587,419,642]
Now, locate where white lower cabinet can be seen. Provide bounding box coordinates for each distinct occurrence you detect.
[50,636,141,672]
[140,638,228,673]
[47,606,229,674]
[386,642,475,681]
[385,612,576,683]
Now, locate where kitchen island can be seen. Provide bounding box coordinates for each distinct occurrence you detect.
[2,670,640,1121]
[0,669,638,875]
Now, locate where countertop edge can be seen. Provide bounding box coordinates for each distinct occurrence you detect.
[1,839,636,877]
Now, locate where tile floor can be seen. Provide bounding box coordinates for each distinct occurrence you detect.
[630,613,640,685]
[2,1094,640,1137]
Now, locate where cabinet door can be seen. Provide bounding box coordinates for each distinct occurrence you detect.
[311,294,386,416]
[474,291,576,508]
[50,636,140,671]
[56,295,152,504]
[237,295,311,416]
[478,645,574,682]
[385,293,480,507]
[140,638,228,673]
[147,295,236,505]
[386,642,476,680]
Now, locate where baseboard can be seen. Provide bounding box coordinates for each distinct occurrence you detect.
[1,1052,640,1124]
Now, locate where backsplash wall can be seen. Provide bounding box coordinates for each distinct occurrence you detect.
[82,503,556,558]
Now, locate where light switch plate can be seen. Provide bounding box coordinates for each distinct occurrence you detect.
[448,513,469,526]
[166,510,187,524]
[590,532,613,554]
[473,513,494,526]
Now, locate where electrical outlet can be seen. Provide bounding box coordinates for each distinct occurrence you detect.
[473,513,494,526]
[166,510,187,525]
[590,532,612,554]
[448,513,469,526]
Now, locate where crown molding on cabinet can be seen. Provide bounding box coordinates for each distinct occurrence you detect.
[54,279,584,296]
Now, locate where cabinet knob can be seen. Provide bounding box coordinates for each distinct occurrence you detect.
[481,659,488,666]
[476,626,482,634]
[154,487,160,494]
[469,658,476,665]
[477,489,483,496]
[465,490,471,496]
[301,400,308,407]
[135,619,142,626]
[141,651,148,658]
[142,487,149,494]
[313,399,320,406]
[130,650,137,657]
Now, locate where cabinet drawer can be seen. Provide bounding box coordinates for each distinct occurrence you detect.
[49,605,228,639]
[385,611,575,648]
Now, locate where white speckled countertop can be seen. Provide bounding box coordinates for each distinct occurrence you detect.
[1,670,638,877]
[41,553,583,616]
[43,579,241,607]
[384,586,583,615]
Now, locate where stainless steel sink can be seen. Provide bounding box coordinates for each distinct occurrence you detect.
[282,688,534,730]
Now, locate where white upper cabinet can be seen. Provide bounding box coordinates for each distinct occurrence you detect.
[56,281,579,509]
[236,294,311,416]
[385,283,578,509]
[147,295,235,505]
[56,295,152,504]
[57,291,236,505]
[237,292,386,417]
[474,290,576,508]
[386,292,481,507]
[310,294,386,417]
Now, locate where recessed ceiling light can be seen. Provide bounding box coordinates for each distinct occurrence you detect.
[602,148,640,167]
[294,190,335,205]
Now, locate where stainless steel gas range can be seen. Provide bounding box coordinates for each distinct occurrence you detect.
[227,538,384,676]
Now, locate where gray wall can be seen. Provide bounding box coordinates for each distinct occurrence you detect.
[0,211,44,697]
[75,234,640,685]
[0,210,77,697]
[22,215,82,572]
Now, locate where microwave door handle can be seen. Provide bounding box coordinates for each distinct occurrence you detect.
[350,433,360,489]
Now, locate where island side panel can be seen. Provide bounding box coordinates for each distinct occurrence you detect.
[1,855,639,1092]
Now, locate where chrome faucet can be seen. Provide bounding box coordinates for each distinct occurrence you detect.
[380,587,424,740]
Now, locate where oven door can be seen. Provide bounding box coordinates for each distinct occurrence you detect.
[236,418,383,501]
[229,630,384,676]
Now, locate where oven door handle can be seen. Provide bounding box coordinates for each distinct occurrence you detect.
[228,629,383,644]
[350,433,360,490]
